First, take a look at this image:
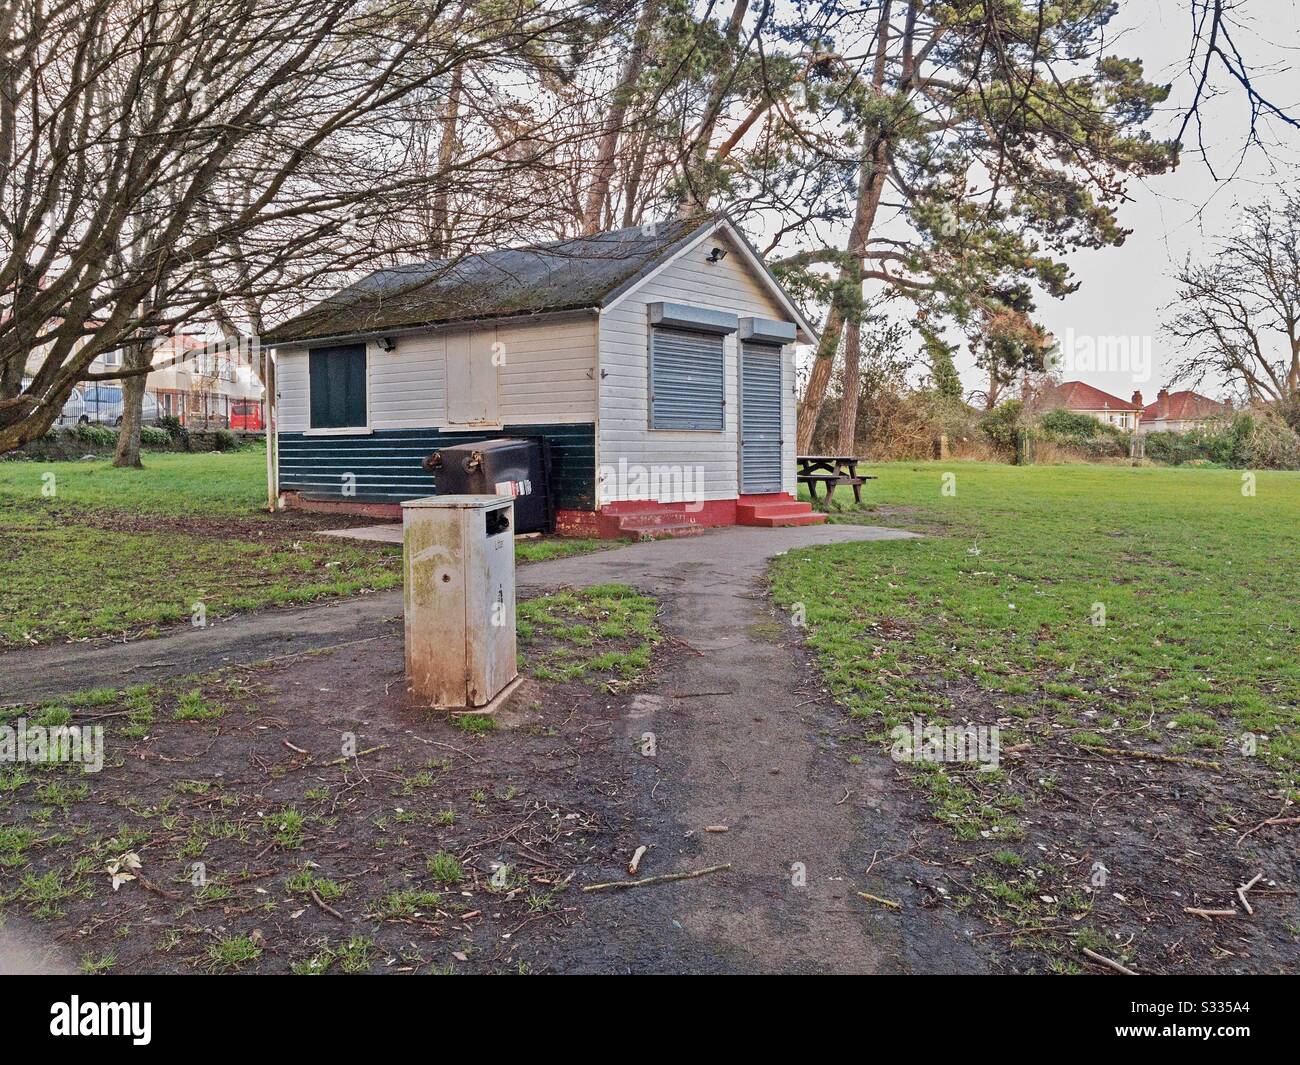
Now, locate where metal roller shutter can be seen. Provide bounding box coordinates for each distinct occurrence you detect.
[649,328,725,431]
[740,342,783,493]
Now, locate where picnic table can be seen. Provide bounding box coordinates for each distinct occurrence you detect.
[797,454,876,505]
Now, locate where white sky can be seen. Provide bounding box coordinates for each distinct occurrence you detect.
[1022,0,1300,402]
[780,0,1300,403]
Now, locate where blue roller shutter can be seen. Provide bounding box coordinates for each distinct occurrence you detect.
[649,327,724,430]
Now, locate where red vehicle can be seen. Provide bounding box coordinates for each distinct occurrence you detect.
[229,400,264,431]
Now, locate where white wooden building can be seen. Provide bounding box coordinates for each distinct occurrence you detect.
[266,214,825,536]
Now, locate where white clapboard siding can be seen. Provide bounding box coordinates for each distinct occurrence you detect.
[496,318,597,424]
[597,230,794,501]
[275,346,310,432]
[371,333,445,429]
[275,318,596,433]
[275,337,444,432]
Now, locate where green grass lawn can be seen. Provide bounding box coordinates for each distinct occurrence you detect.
[0,448,273,515]
[776,462,1299,969]
[780,462,1300,780]
[0,449,604,647]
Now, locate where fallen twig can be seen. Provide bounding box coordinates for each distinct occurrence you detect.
[583,863,730,893]
[1236,873,1263,916]
[310,888,345,921]
[1236,814,1300,848]
[324,744,388,767]
[628,845,647,875]
[1082,947,1138,976]
[857,890,901,910]
[1086,746,1220,770]
[1184,907,1238,919]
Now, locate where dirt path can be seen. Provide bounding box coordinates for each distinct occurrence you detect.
[0,590,407,704]
[509,527,989,974]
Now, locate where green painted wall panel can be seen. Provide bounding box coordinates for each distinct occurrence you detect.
[278,424,596,510]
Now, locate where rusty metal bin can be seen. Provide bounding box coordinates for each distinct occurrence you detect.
[422,437,553,534]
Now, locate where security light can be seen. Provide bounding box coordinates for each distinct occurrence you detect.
[706,246,727,263]
[377,336,397,352]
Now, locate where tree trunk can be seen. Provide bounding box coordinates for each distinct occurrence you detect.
[581,0,658,234]
[837,317,862,456]
[112,336,151,468]
[677,0,750,214]
[797,317,842,452]
[429,65,463,257]
[795,1,893,452]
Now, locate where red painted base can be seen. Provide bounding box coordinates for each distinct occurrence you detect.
[592,494,824,539]
[280,492,825,537]
[281,492,402,520]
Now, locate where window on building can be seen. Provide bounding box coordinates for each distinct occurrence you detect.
[649,328,725,431]
[309,344,367,429]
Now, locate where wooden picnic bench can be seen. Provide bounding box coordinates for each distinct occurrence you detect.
[797,454,877,505]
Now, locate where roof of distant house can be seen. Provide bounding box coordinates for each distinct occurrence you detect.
[265,214,816,346]
[1041,380,1143,412]
[1142,389,1229,422]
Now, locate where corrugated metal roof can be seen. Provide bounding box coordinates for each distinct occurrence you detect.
[266,217,715,345]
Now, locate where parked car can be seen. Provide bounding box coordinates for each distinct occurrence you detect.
[229,399,264,431]
[57,387,86,425]
[76,384,161,426]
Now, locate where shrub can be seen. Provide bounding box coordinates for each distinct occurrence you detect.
[70,421,116,448]
[1038,409,1108,439]
[1141,414,1300,470]
[1241,412,1300,468]
[139,425,171,447]
[211,428,237,451]
[1143,430,1200,466]
[978,400,1024,455]
[1035,407,1129,460]
[158,415,191,450]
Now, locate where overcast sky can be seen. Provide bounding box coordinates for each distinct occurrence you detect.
[781,0,1300,403]
[1021,0,1300,403]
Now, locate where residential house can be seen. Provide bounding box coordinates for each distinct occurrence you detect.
[264,214,825,537]
[1039,380,1145,431]
[1140,388,1230,433]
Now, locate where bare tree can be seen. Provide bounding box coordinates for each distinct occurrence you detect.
[1165,190,1300,426]
[1179,0,1300,175]
[0,0,621,454]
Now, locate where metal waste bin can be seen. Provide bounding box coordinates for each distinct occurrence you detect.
[401,495,518,709]
[422,437,554,534]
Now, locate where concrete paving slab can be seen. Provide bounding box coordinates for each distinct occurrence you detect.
[318,523,403,544]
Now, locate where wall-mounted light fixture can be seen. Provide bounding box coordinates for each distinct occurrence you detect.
[377,336,397,353]
[706,246,727,263]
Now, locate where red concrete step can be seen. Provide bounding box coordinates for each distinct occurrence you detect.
[741,511,827,528]
[736,497,827,527]
[595,507,708,540]
[614,508,701,528]
[738,500,812,518]
[617,520,708,540]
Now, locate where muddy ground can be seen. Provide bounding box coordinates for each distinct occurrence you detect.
[1,542,1295,973]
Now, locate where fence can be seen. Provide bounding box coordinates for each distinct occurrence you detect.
[54,388,266,432]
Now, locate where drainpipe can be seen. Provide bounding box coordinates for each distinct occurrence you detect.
[264,345,278,511]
